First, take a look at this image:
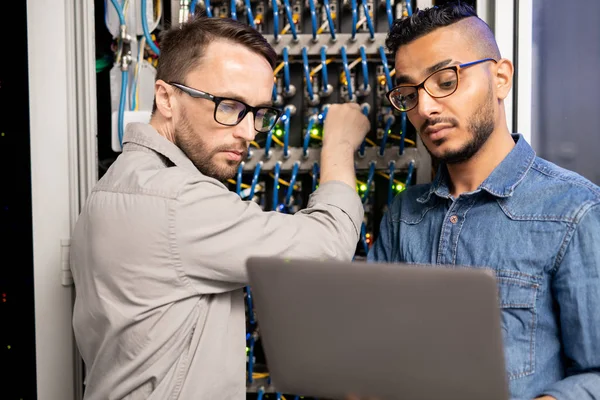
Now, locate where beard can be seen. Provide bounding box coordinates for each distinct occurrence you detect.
[174,108,246,181]
[421,83,495,165]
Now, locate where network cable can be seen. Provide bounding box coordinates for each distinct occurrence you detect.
[399,111,407,154]
[141,0,160,55]
[282,0,298,40]
[308,0,318,41]
[341,46,354,101]
[283,47,291,95]
[302,116,317,157]
[285,161,300,206]
[322,0,336,40]
[273,161,282,210]
[406,160,415,186]
[302,47,315,103]
[379,46,394,92]
[320,46,329,94]
[282,107,292,158]
[312,162,319,192]
[360,0,375,40]
[244,0,255,27]
[273,0,280,42]
[351,0,358,41]
[249,161,263,199]
[388,160,396,206]
[236,162,244,196]
[362,160,376,203]
[385,0,393,28]
[379,114,394,156]
[359,45,369,93]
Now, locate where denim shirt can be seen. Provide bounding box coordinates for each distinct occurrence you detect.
[368,135,600,400]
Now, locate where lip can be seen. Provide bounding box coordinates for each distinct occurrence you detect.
[222,150,245,161]
[424,125,454,141]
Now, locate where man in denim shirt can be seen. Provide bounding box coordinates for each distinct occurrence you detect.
[368,3,600,400]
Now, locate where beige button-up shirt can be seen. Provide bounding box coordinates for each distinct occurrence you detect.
[70,123,364,400]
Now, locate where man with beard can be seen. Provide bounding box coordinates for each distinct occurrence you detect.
[70,17,369,400]
[369,3,600,400]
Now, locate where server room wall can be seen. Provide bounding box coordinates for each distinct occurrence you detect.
[95,0,476,398]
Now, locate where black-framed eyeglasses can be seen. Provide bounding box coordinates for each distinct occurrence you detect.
[386,58,497,112]
[168,82,282,133]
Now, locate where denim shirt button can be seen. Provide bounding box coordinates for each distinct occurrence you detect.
[449,215,458,224]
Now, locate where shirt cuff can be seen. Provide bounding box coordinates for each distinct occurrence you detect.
[307,180,364,237]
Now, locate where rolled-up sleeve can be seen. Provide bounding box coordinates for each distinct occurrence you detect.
[174,177,364,294]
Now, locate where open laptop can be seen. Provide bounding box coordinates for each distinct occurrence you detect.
[246,256,509,400]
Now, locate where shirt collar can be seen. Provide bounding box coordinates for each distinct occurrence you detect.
[417,134,536,203]
[122,122,200,175]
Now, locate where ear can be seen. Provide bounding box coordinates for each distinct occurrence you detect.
[494,58,514,101]
[154,80,176,119]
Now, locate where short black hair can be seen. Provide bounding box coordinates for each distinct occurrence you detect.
[386,2,481,55]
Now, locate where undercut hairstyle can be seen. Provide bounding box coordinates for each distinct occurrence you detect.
[152,17,277,112]
[385,2,501,60]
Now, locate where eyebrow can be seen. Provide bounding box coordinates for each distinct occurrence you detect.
[217,92,273,108]
[395,59,454,86]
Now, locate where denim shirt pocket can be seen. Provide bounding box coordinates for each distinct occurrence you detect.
[495,270,540,381]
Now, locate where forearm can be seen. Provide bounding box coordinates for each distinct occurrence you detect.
[319,141,356,190]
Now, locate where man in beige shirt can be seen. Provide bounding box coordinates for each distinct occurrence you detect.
[70,16,369,400]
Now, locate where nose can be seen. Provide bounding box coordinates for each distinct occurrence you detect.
[415,87,442,119]
[232,111,256,142]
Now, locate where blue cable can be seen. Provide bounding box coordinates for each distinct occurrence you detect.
[109,0,126,25]
[319,105,329,121]
[249,162,262,199]
[320,46,329,91]
[351,0,358,40]
[276,393,282,400]
[230,0,237,19]
[236,163,244,196]
[302,47,315,102]
[379,115,394,156]
[359,45,369,92]
[360,222,369,254]
[385,0,393,28]
[361,0,375,39]
[273,0,280,42]
[323,0,336,40]
[283,47,291,95]
[405,160,415,186]
[118,70,128,147]
[265,128,274,158]
[282,0,298,40]
[282,107,292,158]
[244,0,255,27]
[362,161,376,203]
[341,46,353,101]
[141,0,160,55]
[205,0,213,17]
[379,46,393,92]
[285,161,300,206]
[246,286,255,325]
[190,0,197,16]
[302,116,316,157]
[359,105,369,156]
[312,162,319,192]
[308,0,318,40]
[406,0,413,16]
[248,335,255,383]
[272,82,278,103]
[388,160,396,206]
[400,111,407,155]
[256,387,264,400]
[273,161,281,210]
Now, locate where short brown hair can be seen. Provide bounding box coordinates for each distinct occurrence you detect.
[153,16,277,112]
